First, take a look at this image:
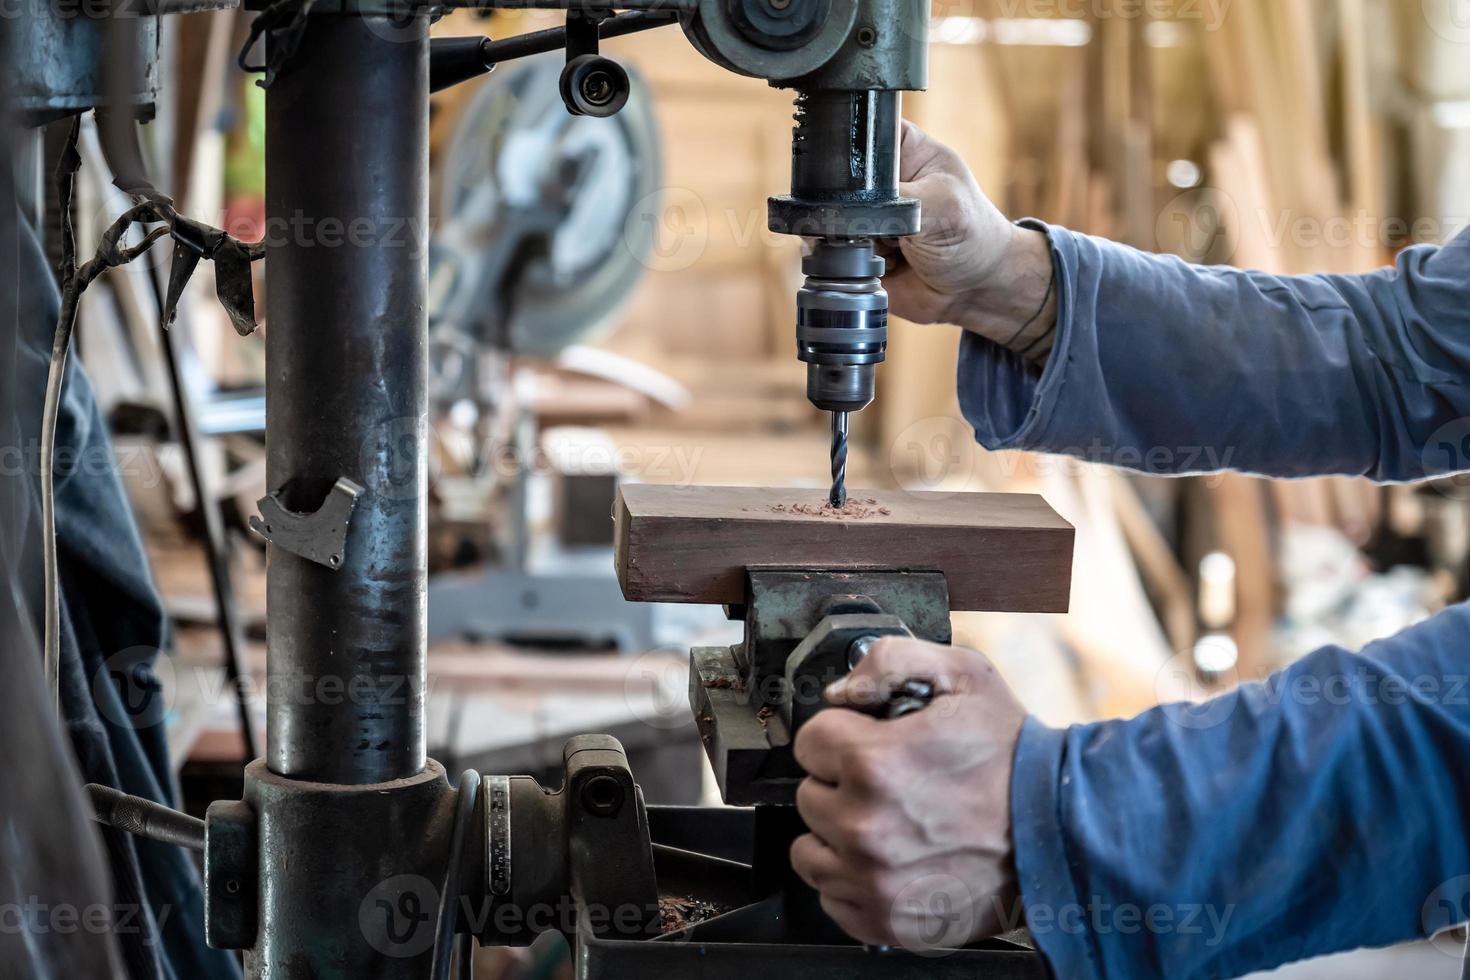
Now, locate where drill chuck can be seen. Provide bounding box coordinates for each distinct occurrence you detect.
[796,239,889,414]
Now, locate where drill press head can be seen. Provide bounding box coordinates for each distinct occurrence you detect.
[740,0,925,420]
[680,0,927,495]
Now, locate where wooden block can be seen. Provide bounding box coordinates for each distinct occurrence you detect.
[614,485,1074,613]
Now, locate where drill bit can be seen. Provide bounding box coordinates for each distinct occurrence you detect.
[829,411,849,509]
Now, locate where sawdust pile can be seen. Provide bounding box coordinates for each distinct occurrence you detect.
[768,497,892,519]
[660,895,730,933]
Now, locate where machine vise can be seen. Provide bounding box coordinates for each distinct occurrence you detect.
[693,568,952,806]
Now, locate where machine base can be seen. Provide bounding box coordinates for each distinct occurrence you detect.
[579,806,1047,979]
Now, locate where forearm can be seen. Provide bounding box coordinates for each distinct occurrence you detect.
[957,224,1470,481]
[1013,603,1470,979]
[950,224,1059,366]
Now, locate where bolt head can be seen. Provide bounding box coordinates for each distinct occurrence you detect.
[580,774,625,818]
[847,634,881,670]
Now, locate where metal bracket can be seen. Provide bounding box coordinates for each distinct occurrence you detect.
[204,800,258,950]
[565,7,607,60]
[471,736,660,948]
[249,477,363,570]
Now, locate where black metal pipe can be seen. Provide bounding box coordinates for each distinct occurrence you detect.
[264,14,429,784]
[87,784,206,851]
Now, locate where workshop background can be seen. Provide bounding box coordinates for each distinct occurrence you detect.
[50,1,1470,977]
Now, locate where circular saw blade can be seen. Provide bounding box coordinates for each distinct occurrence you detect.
[432,54,662,359]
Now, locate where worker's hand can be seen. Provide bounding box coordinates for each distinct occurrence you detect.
[884,122,1057,350]
[789,638,1025,952]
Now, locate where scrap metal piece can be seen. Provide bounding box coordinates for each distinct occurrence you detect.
[249,476,363,571]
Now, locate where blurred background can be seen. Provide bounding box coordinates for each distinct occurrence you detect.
[31,1,1470,975]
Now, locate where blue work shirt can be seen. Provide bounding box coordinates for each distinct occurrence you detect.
[958,222,1470,979]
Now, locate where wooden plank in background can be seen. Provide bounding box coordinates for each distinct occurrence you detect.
[614,484,1074,612]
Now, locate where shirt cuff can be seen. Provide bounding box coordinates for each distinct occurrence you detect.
[1011,715,1099,979]
[957,219,1080,453]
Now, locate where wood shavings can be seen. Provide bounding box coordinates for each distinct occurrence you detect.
[767,497,893,520]
[660,895,730,933]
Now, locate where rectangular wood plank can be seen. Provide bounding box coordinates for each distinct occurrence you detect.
[614,485,1074,613]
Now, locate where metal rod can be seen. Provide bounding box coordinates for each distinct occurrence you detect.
[86,783,206,851]
[157,293,259,760]
[440,0,693,10]
[429,6,679,92]
[92,49,261,762]
[264,13,429,784]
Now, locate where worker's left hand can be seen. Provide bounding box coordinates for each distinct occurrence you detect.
[790,638,1025,951]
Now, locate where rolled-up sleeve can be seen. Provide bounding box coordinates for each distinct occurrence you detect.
[960,222,1470,481]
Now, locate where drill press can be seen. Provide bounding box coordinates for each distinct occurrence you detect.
[67,4,972,977]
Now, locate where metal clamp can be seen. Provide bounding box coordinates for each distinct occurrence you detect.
[249,477,363,571]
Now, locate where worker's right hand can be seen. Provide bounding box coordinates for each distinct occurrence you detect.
[884,122,1057,350]
[789,637,1025,952]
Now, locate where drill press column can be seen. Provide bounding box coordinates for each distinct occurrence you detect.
[206,15,457,980]
[265,14,429,784]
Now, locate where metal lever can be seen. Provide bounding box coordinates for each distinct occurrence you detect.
[87,784,205,851]
[427,10,680,94]
[845,634,937,719]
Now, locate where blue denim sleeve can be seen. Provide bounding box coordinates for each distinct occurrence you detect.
[958,222,1470,481]
[1011,601,1470,978]
[962,225,1470,976]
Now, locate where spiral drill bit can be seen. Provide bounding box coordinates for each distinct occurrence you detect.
[829,411,849,508]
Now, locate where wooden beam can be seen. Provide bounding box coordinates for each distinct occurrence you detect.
[614,485,1074,612]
